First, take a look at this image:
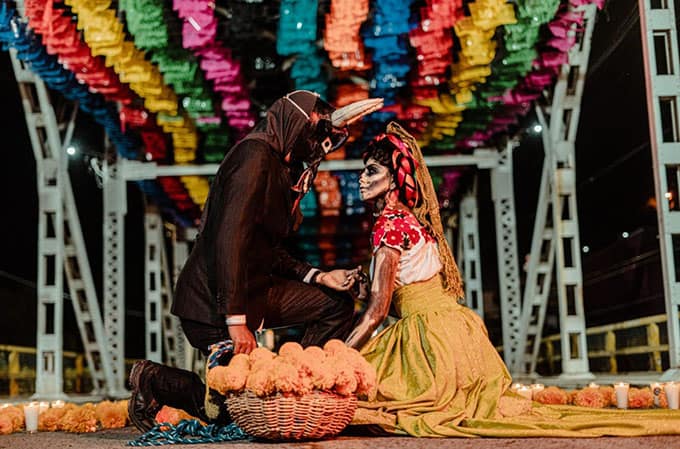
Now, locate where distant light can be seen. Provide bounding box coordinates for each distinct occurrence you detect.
[582,245,590,253]
[66,146,77,156]
[145,152,153,161]
[532,124,543,134]
[622,231,630,239]
[665,192,673,199]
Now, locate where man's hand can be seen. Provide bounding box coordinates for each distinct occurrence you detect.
[317,267,361,291]
[228,324,257,354]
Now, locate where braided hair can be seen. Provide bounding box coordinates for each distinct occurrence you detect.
[363,134,420,208]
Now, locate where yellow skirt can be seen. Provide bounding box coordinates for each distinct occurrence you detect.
[352,276,680,437]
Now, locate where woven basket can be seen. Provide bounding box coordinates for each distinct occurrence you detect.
[226,390,357,440]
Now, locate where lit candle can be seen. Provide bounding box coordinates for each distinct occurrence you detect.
[665,382,680,409]
[38,401,49,415]
[0,403,11,409]
[650,382,663,407]
[50,400,65,409]
[588,382,599,389]
[511,383,522,392]
[517,386,533,400]
[614,382,630,409]
[530,383,545,398]
[23,402,39,432]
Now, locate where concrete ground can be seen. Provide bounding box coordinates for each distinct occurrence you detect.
[1,428,680,449]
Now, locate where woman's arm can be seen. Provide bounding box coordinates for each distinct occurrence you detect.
[345,246,400,349]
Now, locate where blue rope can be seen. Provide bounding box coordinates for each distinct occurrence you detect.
[207,340,234,369]
[127,419,250,446]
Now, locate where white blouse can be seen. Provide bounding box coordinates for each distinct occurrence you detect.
[370,206,442,287]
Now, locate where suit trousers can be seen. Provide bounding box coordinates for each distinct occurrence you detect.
[181,276,354,354]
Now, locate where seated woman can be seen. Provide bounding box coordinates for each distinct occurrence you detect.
[347,122,680,438]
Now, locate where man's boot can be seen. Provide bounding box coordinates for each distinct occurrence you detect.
[128,360,212,432]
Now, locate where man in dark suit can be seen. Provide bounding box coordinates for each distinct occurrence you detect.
[128,90,382,431]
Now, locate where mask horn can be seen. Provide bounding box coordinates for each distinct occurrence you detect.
[331,98,384,127]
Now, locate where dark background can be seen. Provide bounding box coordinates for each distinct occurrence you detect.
[0,0,667,355]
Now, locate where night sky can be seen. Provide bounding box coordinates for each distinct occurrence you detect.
[0,0,667,353]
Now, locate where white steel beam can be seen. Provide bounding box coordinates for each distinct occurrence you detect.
[639,0,680,371]
[144,205,163,363]
[491,143,523,365]
[9,52,66,399]
[458,184,485,318]
[119,150,501,181]
[103,158,128,397]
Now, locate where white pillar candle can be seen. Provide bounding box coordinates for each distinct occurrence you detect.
[664,382,680,409]
[517,386,533,400]
[38,401,49,415]
[50,400,65,409]
[650,382,663,407]
[588,382,599,389]
[510,383,522,392]
[614,382,629,409]
[23,402,39,432]
[0,403,11,409]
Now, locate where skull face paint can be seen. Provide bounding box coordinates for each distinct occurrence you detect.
[359,157,393,202]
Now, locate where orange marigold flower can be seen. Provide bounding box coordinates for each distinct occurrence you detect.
[1,405,24,431]
[95,400,127,429]
[229,353,251,371]
[61,404,98,433]
[323,339,348,356]
[497,396,532,418]
[279,342,304,358]
[533,386,568,405]
[155,406,193,425]
[38,406,66,432]
[0,415,13,435]
[331,360,358,396]
[272,358,302,395]
[573,388,608,408]
[628,387,654,409]
[599,386,616,406]
[207,365,248,395]
[249,347,275,364]
[246,360,276,397]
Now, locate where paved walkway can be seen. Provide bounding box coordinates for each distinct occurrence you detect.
[1,428,680,449]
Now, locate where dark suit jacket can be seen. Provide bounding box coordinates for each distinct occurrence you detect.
[171,139,313,330]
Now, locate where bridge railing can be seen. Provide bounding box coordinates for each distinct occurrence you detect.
[536,314,669,375]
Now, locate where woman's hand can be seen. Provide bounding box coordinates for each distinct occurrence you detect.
[316,267,362,291]
[228,324,257,355]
